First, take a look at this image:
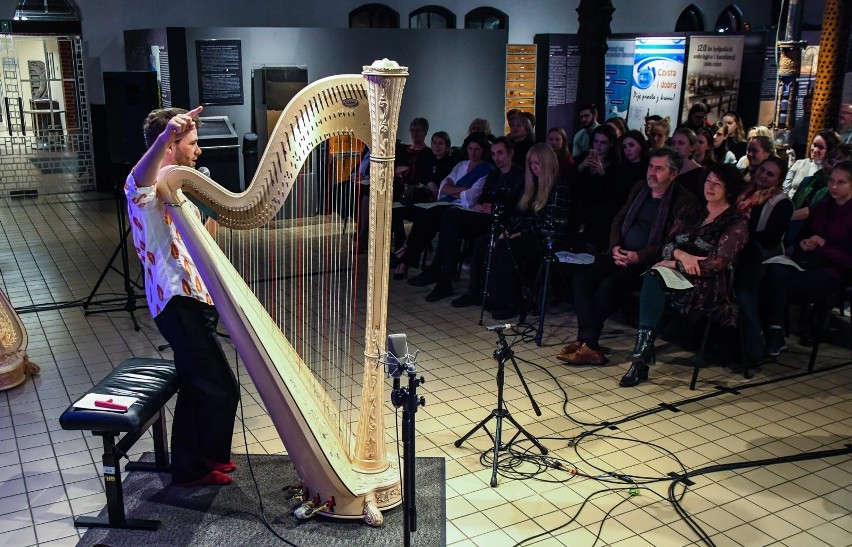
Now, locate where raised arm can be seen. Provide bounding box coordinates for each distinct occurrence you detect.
[132,106,203,187]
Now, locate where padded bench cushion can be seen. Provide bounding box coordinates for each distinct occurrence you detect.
[60,358,178,434]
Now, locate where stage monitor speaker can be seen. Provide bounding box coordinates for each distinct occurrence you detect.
[104,71,161,165]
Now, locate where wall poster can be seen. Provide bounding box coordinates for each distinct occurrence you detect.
[196,39,243,106]
[626,37,686,131]
[604,39,634,120]
[681,35,744,125]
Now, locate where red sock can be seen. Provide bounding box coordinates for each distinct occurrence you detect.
[175,470,232,486]
[204,458,236,474]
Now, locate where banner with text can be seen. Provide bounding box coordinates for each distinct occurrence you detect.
[604,39,635,120]
[681,35,744,126]
[627,37,686,131]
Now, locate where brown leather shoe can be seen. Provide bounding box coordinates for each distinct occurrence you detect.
[557,343,607,365]
[558,340,583,357]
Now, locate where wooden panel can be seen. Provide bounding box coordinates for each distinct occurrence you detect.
[507,44,536,54]
[506,88,536,98]
[506,71,535,82]
[507,62,535,73]
[506,98,535,109]
[507,53,536,64]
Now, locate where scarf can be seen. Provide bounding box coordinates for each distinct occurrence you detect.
[735,183,780,217]
[439,162,494,203]
[620,182,675,247]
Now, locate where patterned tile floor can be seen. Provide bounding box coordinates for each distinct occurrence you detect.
[0,194,850,546]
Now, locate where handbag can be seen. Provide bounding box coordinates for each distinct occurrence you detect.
[400,184,433,206]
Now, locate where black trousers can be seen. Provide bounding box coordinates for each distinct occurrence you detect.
[436,207,492,282]
[467,231,540,311]
[572,255,644,344]
[401,206,449,268]
[154,296,240,482]
[762,264,844,328]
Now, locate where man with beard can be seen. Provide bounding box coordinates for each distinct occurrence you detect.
[124,107,240,487]
[572,104,600,157]
[558,148,696,365]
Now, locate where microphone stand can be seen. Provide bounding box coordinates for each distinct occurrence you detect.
[454,325,547,487]
[390,360,425,547]
[477,203,504,326]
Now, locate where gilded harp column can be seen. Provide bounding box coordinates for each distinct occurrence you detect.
[354,59,408,471]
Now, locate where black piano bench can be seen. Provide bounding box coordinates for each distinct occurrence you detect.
[59,357,179,531]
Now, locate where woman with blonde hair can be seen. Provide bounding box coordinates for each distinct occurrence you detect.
[453,143,569,319]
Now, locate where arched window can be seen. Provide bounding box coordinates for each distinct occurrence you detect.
[464,7,508,30]
[675,5,705,32]
[715,4,744,33]
[349,3,400,28]
[14,0,79,20]
[410,5,456,29]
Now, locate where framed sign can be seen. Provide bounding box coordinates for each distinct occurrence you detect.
[195,39,243,106]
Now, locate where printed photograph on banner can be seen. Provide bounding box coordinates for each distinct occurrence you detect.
[681,35,745,126]
[604,39,635,120]
[627,37,686,131]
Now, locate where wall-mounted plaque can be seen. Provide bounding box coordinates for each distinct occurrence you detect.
[196,39,243,106]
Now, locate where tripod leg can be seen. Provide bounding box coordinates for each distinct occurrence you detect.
[490,412,504,487]
[503,413,548,455]
[454,411,496,448]
[534,257,553,346]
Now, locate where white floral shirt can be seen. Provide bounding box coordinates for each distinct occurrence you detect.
[125,171,212,317]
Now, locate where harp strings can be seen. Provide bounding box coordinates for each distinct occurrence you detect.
[217,134,365,455]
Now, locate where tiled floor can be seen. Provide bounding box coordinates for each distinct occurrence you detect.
[0,193,850,547]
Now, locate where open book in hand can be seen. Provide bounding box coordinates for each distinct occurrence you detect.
[762,255,804,271]
[651,265,694,290]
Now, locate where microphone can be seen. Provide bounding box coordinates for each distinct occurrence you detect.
[197,166,211,177]
[485,323,514,332]
[386,333,410,376]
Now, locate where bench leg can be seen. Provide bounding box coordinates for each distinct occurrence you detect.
[125,408,171,473]
[74,433,160,531]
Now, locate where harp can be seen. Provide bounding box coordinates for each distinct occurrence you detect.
[156,60,406,524]
[0,287,39,391]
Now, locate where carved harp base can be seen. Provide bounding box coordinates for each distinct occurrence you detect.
[313,459,402,526]
[0,353,38,392]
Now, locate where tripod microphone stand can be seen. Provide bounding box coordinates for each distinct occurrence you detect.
[454,324,547,487]
[83,179,145,330]
[477,203,504,326]
[519,230,562,346]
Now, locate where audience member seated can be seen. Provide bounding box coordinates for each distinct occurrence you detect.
[721,111,748,159]
[547,126,574,180]
[557,148,696,365]
[740,135,775,183]
[453,143,567,319]
[508,112,536,169]
[681,102,712,132]
[617,130,650,185]
[393,132,494,282]
[644,114,663,143]
[572,103,600,157]
[838,103,852,145]
[620,164,748,387]
[391,117,436,251]
[783,130,840,198]
[710,122,737,164]
[408,137,523,293]
[452,118,496,163]
[606,116,628,139]
[762,160,852,356]
[694,128,715,166]
[427,131,458,197]
[733,157,792,363]
[570,124,630,254]
[647,119,670,150]
[672,127,706,197]
[788,144,852,246]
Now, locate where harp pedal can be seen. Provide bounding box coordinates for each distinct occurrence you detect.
[294,494,335,520]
